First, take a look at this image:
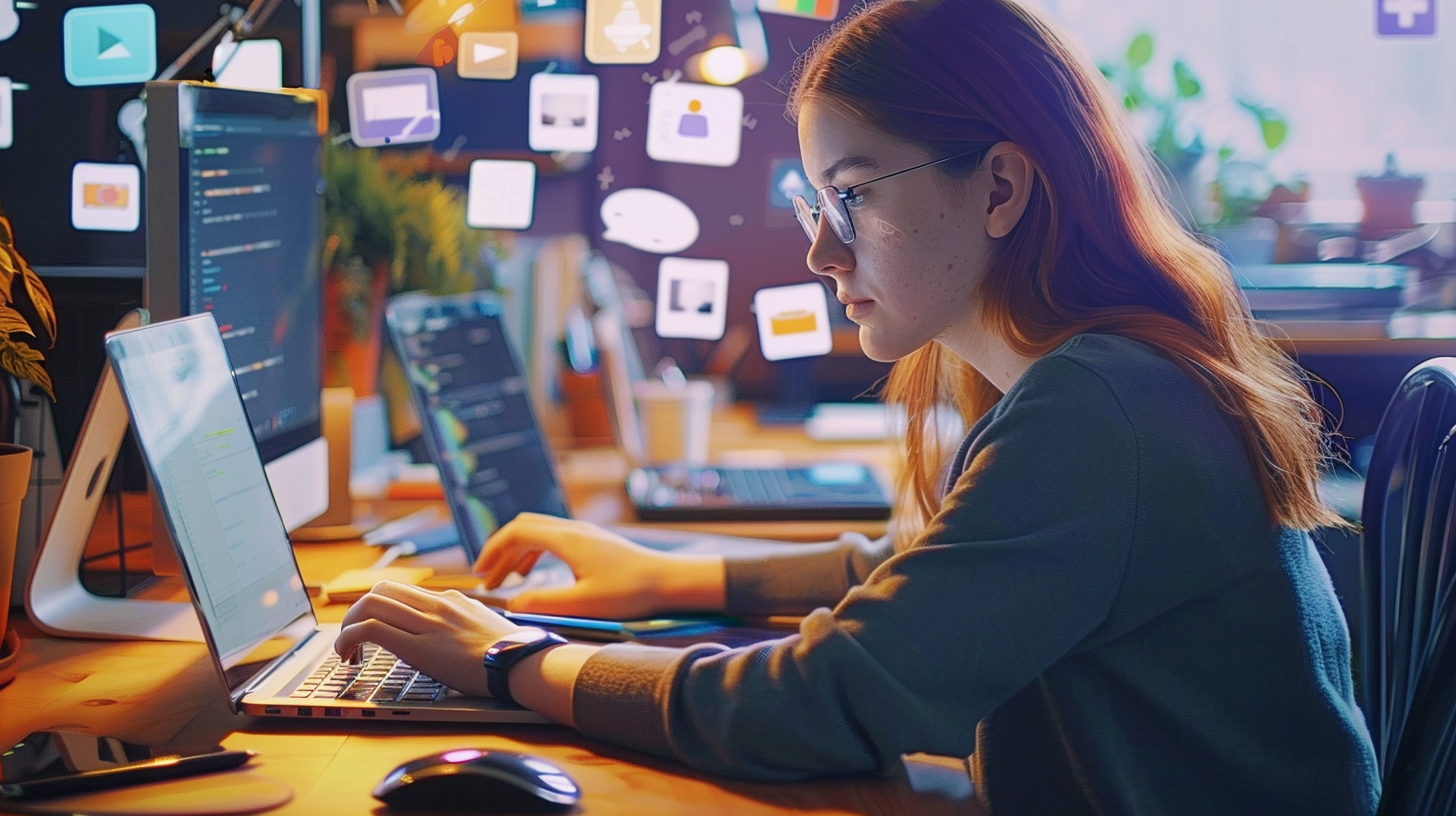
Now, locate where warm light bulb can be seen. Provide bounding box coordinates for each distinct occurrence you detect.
[698,45,749,86]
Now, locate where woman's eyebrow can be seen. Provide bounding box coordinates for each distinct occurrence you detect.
[817,155,880,186]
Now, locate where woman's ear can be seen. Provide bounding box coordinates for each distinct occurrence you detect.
[983,145,1034,240]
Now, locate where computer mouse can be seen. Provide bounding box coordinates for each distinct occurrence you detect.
[374,749,579,813]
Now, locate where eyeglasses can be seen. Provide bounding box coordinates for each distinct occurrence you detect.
[792,148,988,245]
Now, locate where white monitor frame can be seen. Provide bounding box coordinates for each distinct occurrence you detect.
[26,310,204,641]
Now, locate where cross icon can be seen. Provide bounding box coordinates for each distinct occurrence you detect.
[596,166,615,191]
[1383,0,1430,28]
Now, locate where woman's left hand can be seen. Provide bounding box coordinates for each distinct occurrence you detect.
[334,581,527,698]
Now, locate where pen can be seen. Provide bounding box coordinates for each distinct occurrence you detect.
[0,750,258,800]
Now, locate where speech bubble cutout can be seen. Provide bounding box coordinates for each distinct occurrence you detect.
[600,188,699,254]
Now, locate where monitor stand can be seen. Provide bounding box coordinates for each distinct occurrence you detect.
[25,310,204,642]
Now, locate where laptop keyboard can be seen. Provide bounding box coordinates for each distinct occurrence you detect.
[290,644,445,704]
[716,468,792,504]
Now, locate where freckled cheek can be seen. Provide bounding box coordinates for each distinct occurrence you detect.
[871,218,906,248]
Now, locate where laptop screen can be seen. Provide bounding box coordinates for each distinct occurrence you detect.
[385,292,570,561]
[105,314,315,687]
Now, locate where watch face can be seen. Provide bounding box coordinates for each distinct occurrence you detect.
[502,628,551,646]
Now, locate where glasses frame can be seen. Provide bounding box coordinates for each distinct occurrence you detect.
[793,147,989,245]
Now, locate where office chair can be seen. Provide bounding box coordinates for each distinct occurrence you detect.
[1359,357,1456,815]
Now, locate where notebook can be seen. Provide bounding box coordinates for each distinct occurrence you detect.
[105,313,546,723]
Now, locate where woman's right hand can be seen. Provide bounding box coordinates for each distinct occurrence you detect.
[473,512,726,620]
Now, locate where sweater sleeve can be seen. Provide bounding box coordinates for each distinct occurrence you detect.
[722,531,894,615]
[572,357,1140,780]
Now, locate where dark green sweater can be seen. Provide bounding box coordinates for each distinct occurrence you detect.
[572,334,1380,815]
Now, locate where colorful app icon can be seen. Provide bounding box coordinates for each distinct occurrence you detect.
[528,73,599,153]
[656,257,728,340]
[600,187,699,254]
[458,32,519,79]
[467,159,536,229]
[753,282,832,361]
[646,81,743,167]
[346,67,441,148]
[1,0,19,41]
[212,37,283,90]
[0,78,11,150]
[72,162,141,231]
[1377,0,1435,35]
[63,4,156,87]
[757,0,838,21]
[585,0,660,65]
[416,27,457,68]
[769,158,808,210]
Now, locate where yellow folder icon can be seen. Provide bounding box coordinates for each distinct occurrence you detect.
[770,309,816,335]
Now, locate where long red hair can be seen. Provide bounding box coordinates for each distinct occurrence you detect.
[787,0,1342,541]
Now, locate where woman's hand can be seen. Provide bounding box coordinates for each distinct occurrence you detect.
[334,581,526,697]
[474,512,726,619]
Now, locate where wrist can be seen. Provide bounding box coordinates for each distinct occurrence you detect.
[509,643,597,727]
[658,553,726,612]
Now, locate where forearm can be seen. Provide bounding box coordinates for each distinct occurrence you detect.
[509,643,599,727]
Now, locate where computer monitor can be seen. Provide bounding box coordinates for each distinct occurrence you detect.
[144,81,326,530]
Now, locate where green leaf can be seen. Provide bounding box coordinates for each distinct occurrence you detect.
[1260,117,1288,151]
[1126,33,1154,69]
[1173,60,1202,98]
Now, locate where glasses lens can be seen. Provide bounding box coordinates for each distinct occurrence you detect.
[818,188,854,243]
[792,195,819,243]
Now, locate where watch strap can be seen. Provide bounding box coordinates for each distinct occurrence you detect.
[483,628,568,707]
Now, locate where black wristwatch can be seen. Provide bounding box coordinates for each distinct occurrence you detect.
[483,627,568,707]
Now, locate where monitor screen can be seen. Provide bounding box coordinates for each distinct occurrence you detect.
[145,81,326,530]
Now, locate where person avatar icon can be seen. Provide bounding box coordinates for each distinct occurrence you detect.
[677,99,709,138]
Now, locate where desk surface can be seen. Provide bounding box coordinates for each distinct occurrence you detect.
[0,410,983,816]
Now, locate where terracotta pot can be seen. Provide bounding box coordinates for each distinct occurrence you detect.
[0,442,32,687]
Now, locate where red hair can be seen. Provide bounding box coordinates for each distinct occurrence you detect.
[787,0,1342,540]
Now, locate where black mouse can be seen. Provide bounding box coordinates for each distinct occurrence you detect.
[373,749,580,813]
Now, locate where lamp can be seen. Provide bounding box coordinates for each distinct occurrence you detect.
[403,0,518,34]
[683,0,767,86]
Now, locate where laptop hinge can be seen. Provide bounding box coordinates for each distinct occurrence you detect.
[233,627,322,704]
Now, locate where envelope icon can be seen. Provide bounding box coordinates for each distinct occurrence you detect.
[770,309,817,335]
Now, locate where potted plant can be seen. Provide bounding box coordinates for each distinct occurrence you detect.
[322,137,504,396]
[0,200,56,686]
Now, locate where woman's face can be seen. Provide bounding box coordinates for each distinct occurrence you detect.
[797,100,996,363]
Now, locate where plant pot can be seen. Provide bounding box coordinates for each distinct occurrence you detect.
[0,442,32,688]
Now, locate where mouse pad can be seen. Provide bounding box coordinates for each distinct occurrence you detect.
[14,770,293,815]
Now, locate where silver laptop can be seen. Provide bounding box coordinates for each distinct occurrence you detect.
[105,313,545,723]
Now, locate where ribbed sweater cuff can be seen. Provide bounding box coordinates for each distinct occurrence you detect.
[573,642,724,758]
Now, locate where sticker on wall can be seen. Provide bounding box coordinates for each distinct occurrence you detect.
[769,158,808,210]
[645,80,743,167]
[71,161,140,231]
[467,159,536,230]
[346,67,441,147]
[458,31,518,79]
[528,72,600,153]
[600,187,699,254]
[0,78,11,149]
[63,4,156,87]
[212,35,282,89]
[585,0,661,64]
[756,0,838,20]
[656,257,728,340]
[753,282,832,361]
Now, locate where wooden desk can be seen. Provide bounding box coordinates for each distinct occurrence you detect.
[0,410,981,815]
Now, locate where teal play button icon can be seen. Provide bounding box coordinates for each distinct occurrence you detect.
[64,4,154,86]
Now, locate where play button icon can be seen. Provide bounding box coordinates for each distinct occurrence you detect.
[64,4,155,86]
[457,31,518,80]
[97,28,134,60]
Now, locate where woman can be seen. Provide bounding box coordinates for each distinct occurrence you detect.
[336,0,1380,811]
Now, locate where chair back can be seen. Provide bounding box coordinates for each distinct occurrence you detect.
[1360,357,1456,815]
